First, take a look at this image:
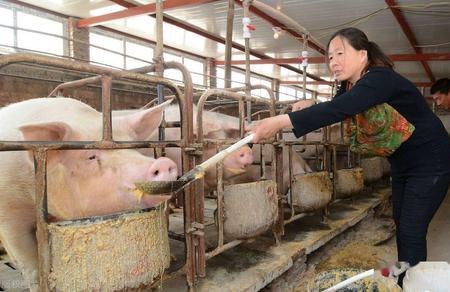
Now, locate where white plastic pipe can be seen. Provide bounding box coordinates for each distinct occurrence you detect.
[322,269,375,292]
[198,134,255,170]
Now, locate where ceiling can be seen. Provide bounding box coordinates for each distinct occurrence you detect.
[13,0,450,94]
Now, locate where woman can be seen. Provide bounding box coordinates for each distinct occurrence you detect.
[249,27,450,284]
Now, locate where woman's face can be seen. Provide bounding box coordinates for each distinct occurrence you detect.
[328,36,368,84]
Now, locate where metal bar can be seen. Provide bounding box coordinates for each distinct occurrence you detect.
[332,145,337,201]
[101,75,113,141]
[227,85,277,115]
[48,75,102,97]
[77,0,218,28]
[283,212,308,225]
[385,0,435,82]
[34,149,50,290]
[206,240,243,259]
[389,53,450,62]
[217,155,225,248]
[0,141,183,151]
[243,0,252,124]
[225,0,234,89]
[215,56,326,65]
[288,145,295,219]
[216,53,450,66]
[154,0,166,155]
[274,143,285,238]
[236,0,324,55]
[164,62,194,144]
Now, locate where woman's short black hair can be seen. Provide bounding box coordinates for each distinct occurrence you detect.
[430,78,450,95]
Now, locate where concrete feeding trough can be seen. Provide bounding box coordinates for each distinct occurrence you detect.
[361,157,384,184]
[291,171,333,213]
[223,180,278,240]
[334,167,364,199]
[47,205,170,291]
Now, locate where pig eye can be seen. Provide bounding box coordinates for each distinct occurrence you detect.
[88,154,97,160]
[240,153,244,157]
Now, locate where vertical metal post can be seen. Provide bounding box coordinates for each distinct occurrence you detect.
[243,0,252,123]
[224,0,234,89]
[35,149,50,291]
[217,152,225,247]
[288,145,295,219]
[238,97,245,137]
[274,143,284,241]
[301,33,308,100]
[331,145,337,201]
[101,75,113,141]
[154,0,165,148]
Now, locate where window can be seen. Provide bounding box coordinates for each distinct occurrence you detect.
[297,89,312,99]
[163,52,183,81]
[88,30,206,86]
[90,33,124,69]
[0,7,13,47]
[90,31,156,70]
[260,79,272,99]
[279,85,297,101]
[0,4,65,56]
[125,41,153,70]
[17,12,64,55]
[184,57,204,86]
[214,67,274,98]
[162,52,205,86]
[216,67,225,88]
[231,71,245,88]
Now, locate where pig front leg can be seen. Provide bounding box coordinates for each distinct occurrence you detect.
[0,203,39,291]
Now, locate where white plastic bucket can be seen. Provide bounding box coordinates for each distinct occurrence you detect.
[403,262,450,292]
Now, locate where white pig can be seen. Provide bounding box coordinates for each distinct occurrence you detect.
[114,104,254,194]
[227,143,313,196]
[284,123,348,159]
[0,97,178,291]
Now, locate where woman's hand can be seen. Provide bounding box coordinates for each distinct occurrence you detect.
[247,114,293,143]
[292,100,315,112]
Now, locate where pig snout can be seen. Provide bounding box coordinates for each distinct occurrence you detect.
[146,157,178,181]
[223,146,254,177]
[237,147,254,168]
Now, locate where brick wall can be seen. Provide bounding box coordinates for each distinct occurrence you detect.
[0,63,169,110]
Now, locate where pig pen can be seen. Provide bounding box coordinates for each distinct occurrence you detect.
[0,53,191,290]
[165,98,390,290]
[193,89,283,257]
[0,54,392,291]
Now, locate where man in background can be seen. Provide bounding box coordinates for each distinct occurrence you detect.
[431,78,450,110]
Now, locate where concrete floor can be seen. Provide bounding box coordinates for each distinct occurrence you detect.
[427,189,450,262]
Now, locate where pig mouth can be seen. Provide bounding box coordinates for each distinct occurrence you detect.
[139,194,172,209]
[225,167,248,175]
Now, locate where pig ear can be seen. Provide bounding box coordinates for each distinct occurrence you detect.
[201,119,242,138]
[125,98,173,140]
[19,121,73,141]
[201,120,222,136]
[18,121,74,167]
